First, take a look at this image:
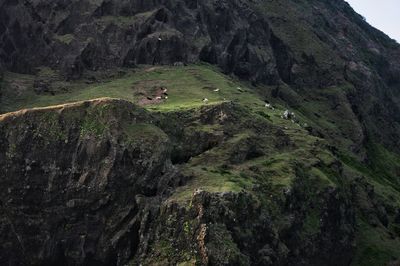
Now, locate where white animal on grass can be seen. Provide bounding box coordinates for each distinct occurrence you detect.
[202,98,209,103]
[282,110,290,119]
[213,88,220,92]
[193,188,203,196]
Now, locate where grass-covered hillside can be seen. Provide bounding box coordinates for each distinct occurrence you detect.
[1,0,400,264]
[0,64,264,113]
[1,64,400,265]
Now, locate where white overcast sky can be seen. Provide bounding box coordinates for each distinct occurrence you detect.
[345,0,399,42]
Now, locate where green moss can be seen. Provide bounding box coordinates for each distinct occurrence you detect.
[122,123,168,147]
[339,145,400,194]
[311,167,338,187]
[124,123,162,137]
[366,142,400,185]
[80,118,107,137]
[207,223,250,265]
[176,259,197,266]
[336,142,400,265]
[258,155,296,187]
[34,112,67,141]
[95,15,150,27]
[145,235,196,265]
[170,166,251,203]
[302,210,321,236]
[54,34,75,45]
[183,221,191,235]
[36,67,58,79]
[254,0,343,67]
[352,220,400,266]
[154,239,175,258]
[79,108,109,137]
[6,143,17,159]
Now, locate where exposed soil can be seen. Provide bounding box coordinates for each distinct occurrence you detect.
[137,86,168,106]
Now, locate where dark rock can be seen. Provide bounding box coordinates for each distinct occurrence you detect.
[0,99,182,265]
[1,0,400,153]
[0,98,361,265]
[395,209,400,224]
[0,0,400,265]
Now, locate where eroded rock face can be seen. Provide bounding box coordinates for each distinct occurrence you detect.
[139,187,355,266]
[1,0,399,155]
[0,99,181,265]
[0,0,279,84]
[0,99,359,265]
[0,0,399,261]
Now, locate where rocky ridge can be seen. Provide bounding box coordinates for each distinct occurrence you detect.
[0,98,360,265]
[1,0,399,154]
[0,0,400,265]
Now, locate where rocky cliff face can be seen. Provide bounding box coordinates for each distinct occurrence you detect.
[0,99,360,265]
[1,0,400,265]
[0,99,180,265]
[1,0,399,154]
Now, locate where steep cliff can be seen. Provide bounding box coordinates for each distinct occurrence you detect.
[0,0,400,265]
[0,98,359,265]
[1,0,399,154]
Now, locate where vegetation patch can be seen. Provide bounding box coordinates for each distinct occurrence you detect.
[54,34,75,45]
[0,64,267,114]
[122,123,168,147]
[352,220,400,266]
[79,108,109,137]
[170,166,252,203]
[33,111,67,141]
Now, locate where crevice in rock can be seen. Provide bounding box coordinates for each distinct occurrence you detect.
[270,31,294,84]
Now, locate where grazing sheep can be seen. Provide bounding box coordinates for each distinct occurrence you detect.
[202,98,209,103]
[281,110,289,119]
[281,110,299,123]
[213,88,220,92]
[265,103,275,110]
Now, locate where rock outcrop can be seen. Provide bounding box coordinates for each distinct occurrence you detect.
[1,0,400,264]
[0,0,278,83]
[1,0,399,154]
[142,188,355,266]
[0,99,182,265]
[0,99,360,265]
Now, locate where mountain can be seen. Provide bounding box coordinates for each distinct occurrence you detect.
[0,0,400,265]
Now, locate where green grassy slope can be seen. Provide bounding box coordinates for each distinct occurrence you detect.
[0,64,265,113]
[1,64,400,265]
